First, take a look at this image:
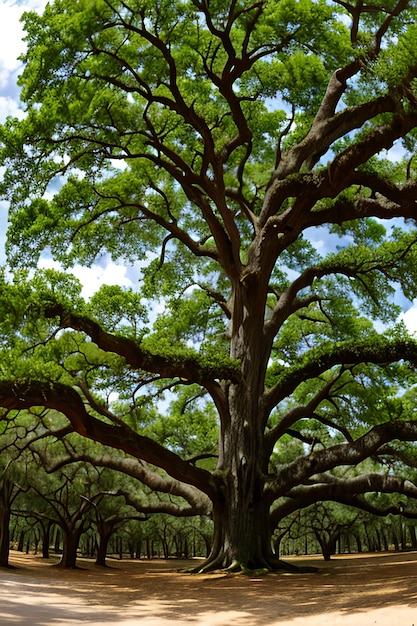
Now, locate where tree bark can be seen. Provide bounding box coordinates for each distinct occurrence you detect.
[190,275,291,572]
[94,517,115,567]
[57,526,84,569]
[315,531,338,561]
[408,525,417,550]
[207,499,275,571]
[40,521,53,558]
[95,532,111,567]
[0,478,18,568]
[0,500,11,568]
[194,369,296,572]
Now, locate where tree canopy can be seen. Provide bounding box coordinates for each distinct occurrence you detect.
[2,0,417,572]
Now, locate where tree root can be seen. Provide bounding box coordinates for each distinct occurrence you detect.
[185,555,318,575]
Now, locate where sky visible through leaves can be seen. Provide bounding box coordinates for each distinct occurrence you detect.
[0,0,135,298]
[0,0,416,333]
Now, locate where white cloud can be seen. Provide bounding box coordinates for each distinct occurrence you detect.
[38,258,133,300]
[72,262,133,300]
[0,0,49,119]
[0,2,25,80]
[0,1,48,80]
[400,303,417,335]
[0,95,24,120]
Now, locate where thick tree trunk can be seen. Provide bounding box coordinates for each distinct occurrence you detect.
[354,533,363,553]
[57,527,83,569]
[195,489,300,573]
[194,284,310,574]
[0,478,16,568]
[194,374,298,573]
[205,498,275,571]
[200,373,276,571]
[96,530,112,567]
[0,503,11,568]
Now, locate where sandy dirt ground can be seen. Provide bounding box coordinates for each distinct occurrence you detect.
[1,550,417,626]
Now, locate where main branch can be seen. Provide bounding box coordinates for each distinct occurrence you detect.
[0,379,217,500]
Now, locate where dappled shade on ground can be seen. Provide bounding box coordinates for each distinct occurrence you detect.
[0,551,417,625]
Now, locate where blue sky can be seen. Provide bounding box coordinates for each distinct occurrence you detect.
[0,0,135,297]
[0,0,40,267]
[0,0,416,332]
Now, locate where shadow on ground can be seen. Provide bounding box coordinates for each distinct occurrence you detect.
[1,551,417,625]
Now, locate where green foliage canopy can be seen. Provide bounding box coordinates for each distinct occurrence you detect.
[2,0,417,572]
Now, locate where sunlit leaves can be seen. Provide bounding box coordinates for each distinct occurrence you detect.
[152,385,218,461]
[373,23,417,92]
[88,285,148,338]
[2,0,417,560]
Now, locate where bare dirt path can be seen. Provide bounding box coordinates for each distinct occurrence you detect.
[1,550,417,625]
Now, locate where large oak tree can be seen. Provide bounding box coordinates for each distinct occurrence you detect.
[2,0,417,571]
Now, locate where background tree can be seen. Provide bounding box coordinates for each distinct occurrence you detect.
[22,464,95,569]
[299,503,360,561]
[0,463,24,568]
[2,0,417,572]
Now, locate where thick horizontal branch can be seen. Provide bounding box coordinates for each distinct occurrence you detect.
[44,302,240,388]
[114,489,204,517]
[270,92,394,185]
[288,473,417,501]
[266,420,417,500]
[43,449,211,514]
[309,183,417,229]
[264,336,417,410]
[270,472,417,527]
[0,379,217,501]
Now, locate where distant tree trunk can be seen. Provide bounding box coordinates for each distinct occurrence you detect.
[33,528,41,555]
[354,533,363,553]
[202,533,211,558]
[54,527,61,553]
[0,477,19,568]
[58,526,84,568]
[183,536,189,559]
[401,524,407,551]
[17,530,25,552]
[315,530,339,561]
[408,525,417,550]
[273,530,288,558]
[363,524,372,551]
[146,538,151,559]
[95,536,110,566]
[391,526,400,551]
[161,536,169,559]
[0,504,11,568]
[381,528,389,552]
[374,529,382,551]
[345,533,351,554]
[95,523,115,567]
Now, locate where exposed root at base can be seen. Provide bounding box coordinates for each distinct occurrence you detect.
[185,557,318,575]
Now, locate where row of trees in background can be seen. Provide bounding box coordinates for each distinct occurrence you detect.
[9,502,417,564]
[0,402,212,568]
[4,441,417,568]
[1,404,417,568]
[8,497,213,566]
